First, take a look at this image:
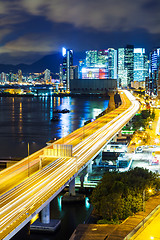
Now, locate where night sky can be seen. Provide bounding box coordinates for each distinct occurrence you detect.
[0,0,160,64]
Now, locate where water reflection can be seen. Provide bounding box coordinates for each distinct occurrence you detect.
[0,95,108,158]
[85,197,90,209]
[1,95,107,239]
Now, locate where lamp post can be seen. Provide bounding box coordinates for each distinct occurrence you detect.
[150,237,160,239]
[28,142,30,177]
[22,141,35,177]
[143,189,145,227]
[143,188,153,227]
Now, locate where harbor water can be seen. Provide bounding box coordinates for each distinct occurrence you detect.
[0,95,109,239]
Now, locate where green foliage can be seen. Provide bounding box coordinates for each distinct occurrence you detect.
[133,109,154,130]
[150,109,155,120]
[90,168,160,223]
[97,219,119,224]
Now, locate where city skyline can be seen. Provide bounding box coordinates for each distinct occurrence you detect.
[0,0,159,65]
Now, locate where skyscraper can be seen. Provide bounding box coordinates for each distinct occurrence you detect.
[44,69,51,84]
[118,45,134,87]
[0,72,6,83]
[97,50,108,67]
[134,48,148,82]
[150,48,160,94]
[108,48,117,79]
[84,49,117,80]
[86,50,98,67]
[18,69,22,84]
[125,45,134,86]
[118,48,127,87]
[62,48,73,92]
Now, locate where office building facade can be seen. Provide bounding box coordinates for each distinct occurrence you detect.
[83,49,117,80]
[134,48,148,82]
[62,48,73,92]
[118,48,127,87]
[149,48,160,94]
[44,69,51,84]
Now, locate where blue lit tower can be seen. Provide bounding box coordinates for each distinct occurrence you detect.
[108,48,117,79]
[134,48,148,82]
[149,48,160,94]
[62,47,73,92]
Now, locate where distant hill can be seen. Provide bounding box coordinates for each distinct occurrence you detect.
[0,53,62,74]
[0,51,85,74]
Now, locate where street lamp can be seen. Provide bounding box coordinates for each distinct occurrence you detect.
[28,142,30,177]
[155,138,159,144]
[150,237,160,239]
[143,189,145,227]
[22,141,35,177]
[143,188,153,227]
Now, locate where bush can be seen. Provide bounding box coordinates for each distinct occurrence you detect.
[90,168,159,223]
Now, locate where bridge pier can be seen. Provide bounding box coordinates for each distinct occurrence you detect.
[95,152,102,166]
[41,203,50,224]
[112,135,117,142]
[107,91,116,112]
[30,203,61,232]
[69,178,76,196]
[87,160,92,174]
[80,175,85,188]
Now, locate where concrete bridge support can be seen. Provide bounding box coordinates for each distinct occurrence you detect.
[69,178,76,196]
[41,203,50,224]
[95,151,102,166]
[107,91,116,112]
[112,135,117,142]
[87,160,92,174]
[80,175,85,188]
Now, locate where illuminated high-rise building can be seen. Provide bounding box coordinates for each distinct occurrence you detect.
[149,48,160,94]
[0,72,6,83]
[125,45,134,86]
[86,50,98,67]
[108,48,117,79]
[44,69,51,84]
[78,59,86,79]
[84,49,117,80]
[18,70,22,84]
[134,48,148,82]
[118,48,127,87]
[118,45,134,87]
[97,50,108,66]
[150,48,160,73]
[62,47,73,92]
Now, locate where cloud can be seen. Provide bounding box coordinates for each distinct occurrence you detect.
[0,0,159,64]
[0,34,58,53]
[0,29,12,41]
[19,0,160,34]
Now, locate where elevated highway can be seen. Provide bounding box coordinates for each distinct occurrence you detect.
[0,90,140,240]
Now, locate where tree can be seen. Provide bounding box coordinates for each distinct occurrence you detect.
[90,168,160,223]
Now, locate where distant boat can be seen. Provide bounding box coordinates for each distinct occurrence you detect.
[53,109,70,114]
[51,115,60,121]
[61,109,70,113]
